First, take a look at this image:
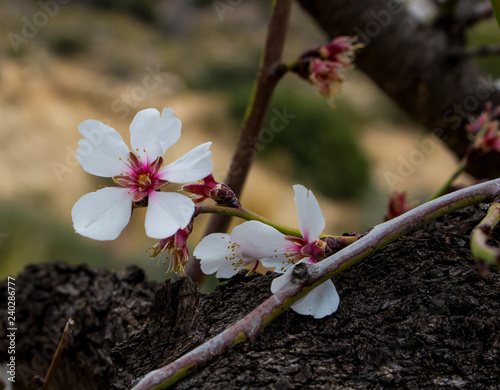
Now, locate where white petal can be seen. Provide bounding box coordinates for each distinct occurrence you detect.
[194,234,241,278]
[293,184,325,242]
[72,187,133,240]
[291,280,339,319]
[129,108,181,161]
[231,221,289,261]
[77,120,130,177]
[144,192,194,239]
[160,142,213,183]
[270,271,293,293]
[260,254,295,274]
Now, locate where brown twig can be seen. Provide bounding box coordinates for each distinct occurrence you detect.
[34,318,75,389]
[186,0,293,283]
[449,43,500,59]
[132,178,500,390]
[464,1,494,26]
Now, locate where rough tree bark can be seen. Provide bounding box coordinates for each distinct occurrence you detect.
[1,205,499,389]
[297,0,500,179]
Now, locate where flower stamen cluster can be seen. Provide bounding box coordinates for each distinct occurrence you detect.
[466,102,500,155]
[113,153,167,202]
[149,220,194,274]
[291,36,363,103]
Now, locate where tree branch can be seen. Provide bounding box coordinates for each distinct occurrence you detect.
[296,0,500,179]
[186,0,292,282]
[132,178,500,390]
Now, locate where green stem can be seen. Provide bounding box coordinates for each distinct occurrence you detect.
[470,202,500,266]
[196,205,357,245]
[429,157,467,200]
[197,205,301,237]
[490,0,500,30]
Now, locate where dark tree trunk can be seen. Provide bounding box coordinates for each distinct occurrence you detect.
[2,205,500,389]
[296,0,500,179]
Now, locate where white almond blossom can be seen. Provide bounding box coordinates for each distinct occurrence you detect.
[194,185,340,319]
[72,108,213,240]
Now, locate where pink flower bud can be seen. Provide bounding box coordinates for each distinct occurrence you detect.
[385,192,414,221]
[183,174,240,208]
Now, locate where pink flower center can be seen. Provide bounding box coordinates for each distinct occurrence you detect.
[136,173,152,189]
[113,152,167,202]
[283,236,327,265]
[301,239,327,261]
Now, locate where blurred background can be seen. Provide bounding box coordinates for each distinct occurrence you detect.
[0,0,498,282]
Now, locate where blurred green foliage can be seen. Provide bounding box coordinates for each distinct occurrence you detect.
[0,198,116,278]
[261,90,370,200]
[195,62,370,199]
[48,34,89,57]
[466,19,500,78]
[88,0,157,22]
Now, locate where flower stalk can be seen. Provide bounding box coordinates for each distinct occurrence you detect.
[196,204,357,244]
[131,178,500,390]
[191,0,293,282]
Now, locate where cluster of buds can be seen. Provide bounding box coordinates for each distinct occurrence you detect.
[466,102,500,155]
[182,174,240,208]
[291,36,363,103]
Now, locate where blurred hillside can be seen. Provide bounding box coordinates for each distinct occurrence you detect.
[1,0,494,280]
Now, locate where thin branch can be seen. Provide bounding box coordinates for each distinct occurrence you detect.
[464,1,494,26]
[450,43,500,59]
[132,178,500,390]
[428,157,467,200]
[34,318,75,389]
[470,201,500,266]
[186,0,293,282]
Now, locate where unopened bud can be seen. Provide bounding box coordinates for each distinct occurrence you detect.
[319,236,343,257]
[211,184,240,208]
[183,174,240,207]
